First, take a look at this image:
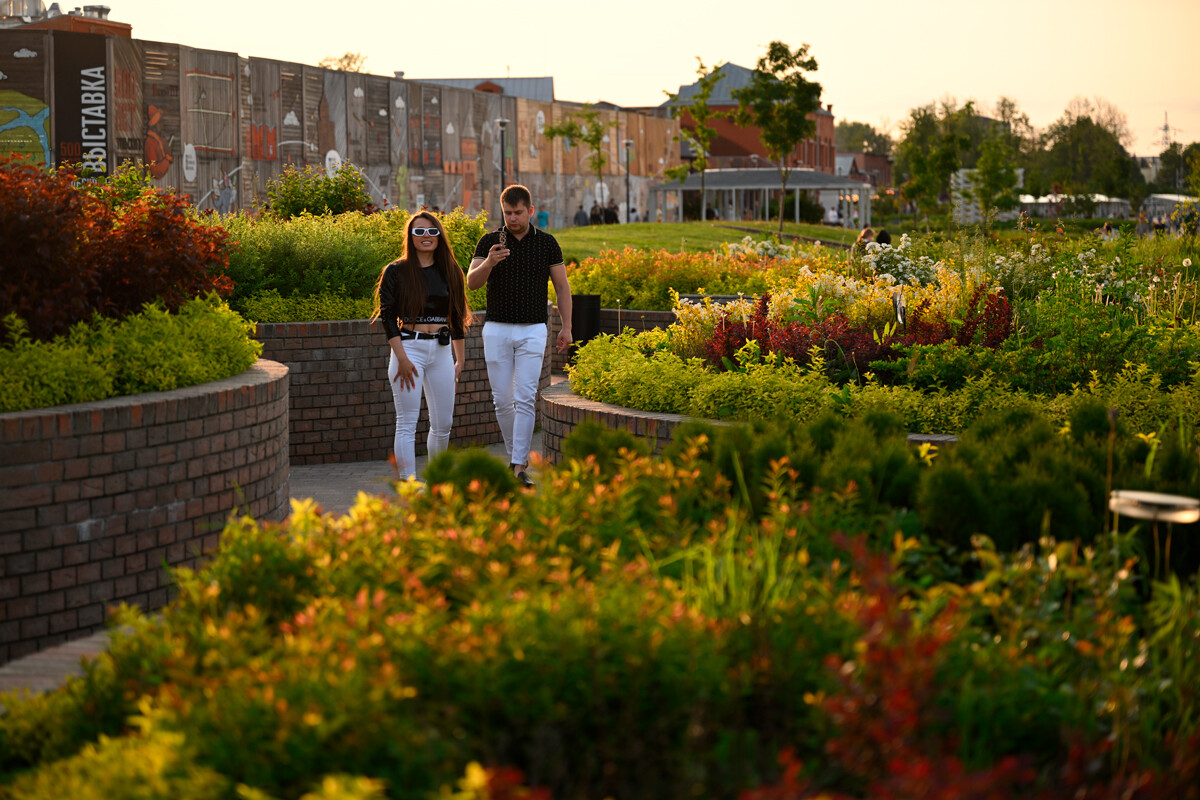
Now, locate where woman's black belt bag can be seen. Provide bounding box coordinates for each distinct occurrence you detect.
[400,326,452,346]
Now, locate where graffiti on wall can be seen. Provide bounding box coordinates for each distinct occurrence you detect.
[0,89,50,163]
[0,28,678,222]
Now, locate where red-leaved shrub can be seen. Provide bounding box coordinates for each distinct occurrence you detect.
[0,155,232,341]
[704,286,1014,385]
[704,294,897,382]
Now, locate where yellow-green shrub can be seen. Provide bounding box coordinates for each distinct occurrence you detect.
[0,297,261,412]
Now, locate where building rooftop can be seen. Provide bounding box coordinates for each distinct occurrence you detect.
[415,76,555,103]
[663,62,833,113]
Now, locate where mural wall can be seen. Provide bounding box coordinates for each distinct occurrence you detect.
[1,28,680,224]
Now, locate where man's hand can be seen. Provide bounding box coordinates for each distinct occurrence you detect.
[556,327,573,354]
[486,242,510,265]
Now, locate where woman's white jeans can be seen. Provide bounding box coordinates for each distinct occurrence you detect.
[482,322,547,468]
[388,339,456,479]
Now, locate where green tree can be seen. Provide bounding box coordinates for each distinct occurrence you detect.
[730,40,823,236]
[318,52,367,72]
[893,103,939,184]
[1155,141,1200,194]
[543,104,618,200]
[899,102,973,233]
[1189,147,1200,198]
[970,134,1020,232]
[835,120,893,156]
[664,58,724,216]
[1036,114,1144,203]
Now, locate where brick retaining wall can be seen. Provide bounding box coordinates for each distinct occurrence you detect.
[0,359,290,665]
[539,381,698,463]
[540,381,960,465]
[256,313,551,465]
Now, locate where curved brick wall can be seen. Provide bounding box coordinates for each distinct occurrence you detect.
[0,359,290,664]
[540,382,959,464]
[539,380,697,463]
[256,313,551,465]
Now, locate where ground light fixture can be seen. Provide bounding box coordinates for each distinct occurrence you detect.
[1109,490,1200,578]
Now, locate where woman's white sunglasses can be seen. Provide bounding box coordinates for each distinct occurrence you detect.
[412,227,441,236]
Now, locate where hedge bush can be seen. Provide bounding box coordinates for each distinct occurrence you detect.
[220,208,488,317]
[0,156,233,342]
[0,297,262,413]
[1,413,1197,798]
[568,329,1200,441]
[265,164,374,219]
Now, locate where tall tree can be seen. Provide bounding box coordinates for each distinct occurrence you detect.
[543,104,618,199]
[318,52,367,72]
[993,96,1038,158]
[970,134,1020,233]
[898,102,974,232]
[730,41,823,236]
[834,121,892,156]
[1155,141,1200,194]
[1062,96,1133,150]
[664,58,724,216]
[1037,113,1144,202]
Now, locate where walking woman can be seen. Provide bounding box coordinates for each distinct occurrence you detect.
[373,213,471,479]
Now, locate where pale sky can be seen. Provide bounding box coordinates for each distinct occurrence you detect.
[110,0,1198,154]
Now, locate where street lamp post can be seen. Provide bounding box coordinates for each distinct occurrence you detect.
[623,139,634,223]
[496,118,510,210]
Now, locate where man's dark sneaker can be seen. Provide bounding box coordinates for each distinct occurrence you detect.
[516,471,536,488]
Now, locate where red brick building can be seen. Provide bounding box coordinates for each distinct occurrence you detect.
[663,63,836,174]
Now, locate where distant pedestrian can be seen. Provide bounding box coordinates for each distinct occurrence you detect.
[629,207,640,222]
[875,229,892,246]
[851,226,875,262]
[604,199,619,224]
[537,209,550,229]
[573,204,589,226]
[590,202,603,225]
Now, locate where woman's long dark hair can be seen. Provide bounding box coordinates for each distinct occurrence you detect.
[372,212,472,331]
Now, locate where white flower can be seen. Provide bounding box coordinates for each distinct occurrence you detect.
[1185,258,1193,268]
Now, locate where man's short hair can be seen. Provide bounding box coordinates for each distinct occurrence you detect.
[501,184,532,209]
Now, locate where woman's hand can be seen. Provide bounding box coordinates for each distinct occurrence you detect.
[392,356,418,390]
[454,358,464,384]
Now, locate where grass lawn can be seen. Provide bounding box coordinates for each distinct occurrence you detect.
[548,220,855,263]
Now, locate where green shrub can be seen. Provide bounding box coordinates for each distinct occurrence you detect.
[0,315,114,411]
[560,418,651,479]
[266,164,373,219]
[422,447,520,497]
[566,248,783,311]
[241,290,374,324]
[0,297,260,412]
[2,729,229,800]
[917,405,1104,552]
[3,418,1199,798]
[220,208,488,315]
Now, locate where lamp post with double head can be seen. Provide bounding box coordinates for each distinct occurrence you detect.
[496,118,510,213]
[623,139,634,223]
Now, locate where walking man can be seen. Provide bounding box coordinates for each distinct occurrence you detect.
[468,185,573,487]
